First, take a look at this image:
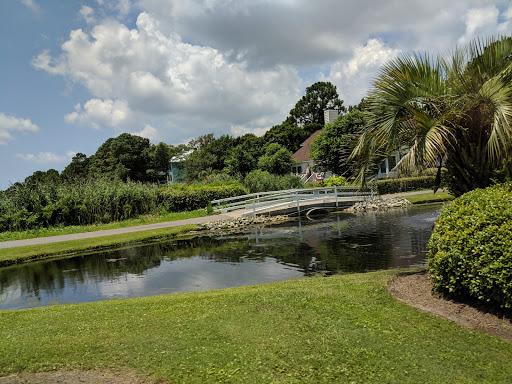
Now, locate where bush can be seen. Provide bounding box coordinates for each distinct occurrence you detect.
[427,183,512,308]
[376,176,436,195]
[324,176,346,187]
[159,183,247,212]
[243,170,306,193]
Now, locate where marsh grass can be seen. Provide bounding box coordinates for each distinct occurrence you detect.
[0,271,510,383]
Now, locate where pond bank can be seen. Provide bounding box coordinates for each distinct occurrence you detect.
[1,270,510,383]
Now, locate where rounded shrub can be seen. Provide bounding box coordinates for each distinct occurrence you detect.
[427,182,512,308]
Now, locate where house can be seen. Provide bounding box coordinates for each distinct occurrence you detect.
[377,152,401,179]
[167,150,192,184]
[290,108,403,181]
[290,109,341,182]
[291,130,334,182]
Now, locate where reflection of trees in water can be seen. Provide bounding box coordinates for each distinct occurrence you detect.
[0,242,170,298]
[0,205,439,303]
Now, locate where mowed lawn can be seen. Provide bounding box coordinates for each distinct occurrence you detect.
[1,270,510,383]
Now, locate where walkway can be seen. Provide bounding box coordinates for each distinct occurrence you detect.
[0,190,436,249]
[0,211,242,249]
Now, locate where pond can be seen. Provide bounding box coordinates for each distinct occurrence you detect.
[0,204,442,310]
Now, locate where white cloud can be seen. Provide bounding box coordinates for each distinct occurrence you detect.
[80,6,95,24]
[18,0,39,12]
[15,151,76,164]
[0,113,39,145]
[134,124,160,141]
[326,39,401,105]
[64,99,132,129]
[30,0,512,144]
[458,6,504,44]
[34,12,301,140]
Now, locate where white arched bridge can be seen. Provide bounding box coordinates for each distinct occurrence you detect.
[211,186,376,217]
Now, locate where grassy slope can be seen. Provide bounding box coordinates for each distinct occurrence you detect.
[0,224,198,267]
[1,271,510,383]
[404,191,454,204]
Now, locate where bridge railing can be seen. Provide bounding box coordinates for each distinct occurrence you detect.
[211,185,375,217]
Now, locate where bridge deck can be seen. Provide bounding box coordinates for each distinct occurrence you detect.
[211,186,375,217]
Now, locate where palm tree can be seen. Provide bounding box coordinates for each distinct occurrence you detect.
[351,36,512,196]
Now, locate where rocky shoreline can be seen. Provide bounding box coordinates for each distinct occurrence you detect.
[345,197,411,212]
[198,215,290,232]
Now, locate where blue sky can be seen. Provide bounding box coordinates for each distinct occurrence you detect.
[1,0,511,190]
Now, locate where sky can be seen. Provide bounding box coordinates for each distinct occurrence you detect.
[1,0,511,190]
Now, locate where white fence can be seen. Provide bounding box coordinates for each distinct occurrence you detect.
[211,186,375,217]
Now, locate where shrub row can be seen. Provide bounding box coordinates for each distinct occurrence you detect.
[0,179,247,232]
[243,170,306,193]
[159,183,247,212]
[376,176,437,195]
[427,183,512,308]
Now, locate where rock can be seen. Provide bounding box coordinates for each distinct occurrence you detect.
[345,197,411,212]
[200,215,290,232]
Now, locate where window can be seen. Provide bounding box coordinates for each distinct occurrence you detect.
[388,155,397,170]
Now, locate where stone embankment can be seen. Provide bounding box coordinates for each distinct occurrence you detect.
[199,215,289,232]
[345,197,411,212]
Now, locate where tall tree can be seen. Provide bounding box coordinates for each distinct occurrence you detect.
[351,36,512,196]
[89,133,151,182]
[289,81,345,126]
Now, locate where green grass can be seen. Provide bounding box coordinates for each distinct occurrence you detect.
[0,270,510,383]
[0,224,198,267]
[404,190,454,204]
[0,210,209,242]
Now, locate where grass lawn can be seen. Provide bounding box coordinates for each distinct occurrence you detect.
[0,270,510,383]
[404,190,454,204]
[0,224,198,267]
[0,210,209,242]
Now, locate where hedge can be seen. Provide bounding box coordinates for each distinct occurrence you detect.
[427,182,512,308]
[376,176,436,195]
[159,183,247,212]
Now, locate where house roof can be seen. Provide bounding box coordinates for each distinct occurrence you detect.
[291,130,323,163]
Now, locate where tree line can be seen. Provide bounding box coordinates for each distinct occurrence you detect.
[6,81,359,190]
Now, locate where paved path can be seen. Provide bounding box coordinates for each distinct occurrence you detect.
[0,190,440,249]
[0,212,242,249]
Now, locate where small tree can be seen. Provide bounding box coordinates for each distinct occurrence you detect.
[311,109,365,176]
[257,143,295,175]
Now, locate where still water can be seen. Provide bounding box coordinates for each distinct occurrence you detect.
[0,204,442,310]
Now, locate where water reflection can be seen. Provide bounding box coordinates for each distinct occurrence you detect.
[0,204,442,310]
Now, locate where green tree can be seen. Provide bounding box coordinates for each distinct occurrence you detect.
[351,36,512,196]
[145,142,172,181]
[289,81,345,126]
[263,120,308,153]
[61,153,90,181]
[183,134,235,180]
[225,145,256,176]
[233,133,265,159]
[257,143,295,175]
[89,133,151,182]
[311,109,365,176]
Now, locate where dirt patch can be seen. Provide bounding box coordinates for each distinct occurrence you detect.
[388,270,512,342]
[0,370,157,384]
